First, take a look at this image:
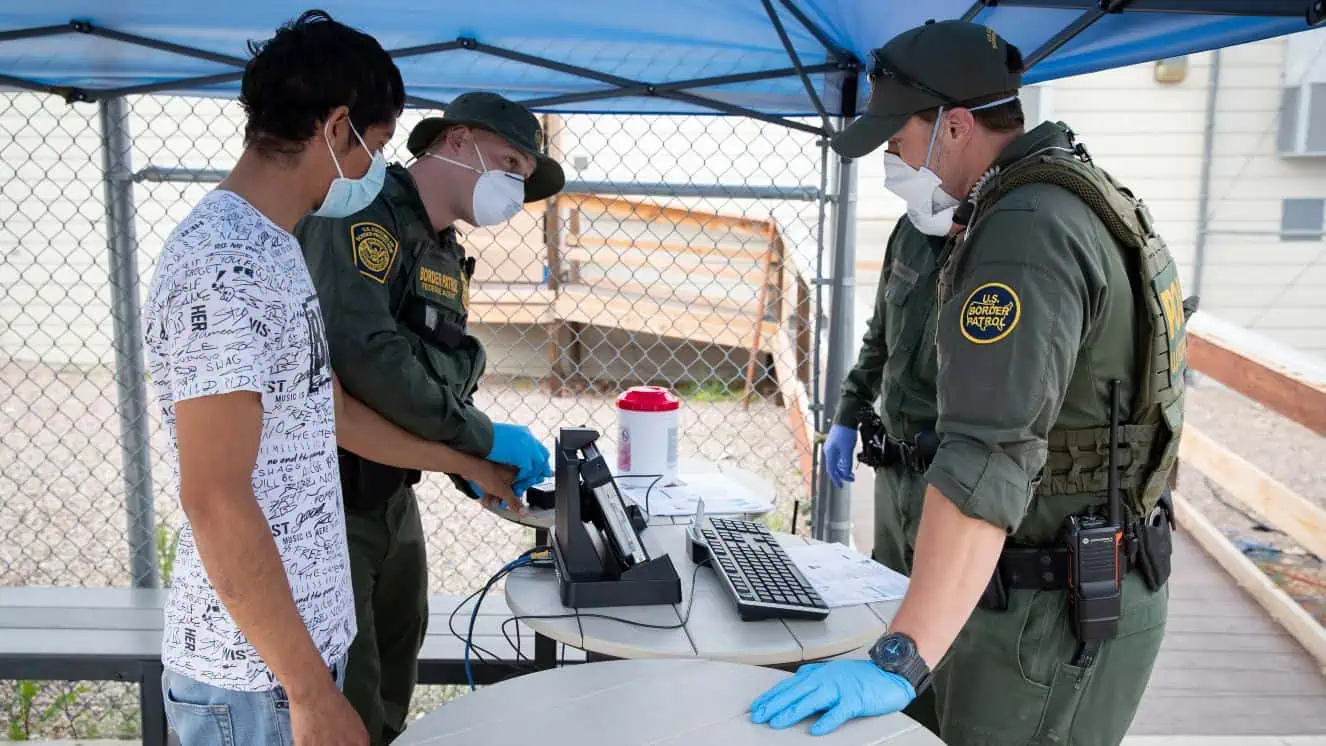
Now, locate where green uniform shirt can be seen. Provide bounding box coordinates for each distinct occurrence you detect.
[925,122,1139,543]
[295,164,495,459]
[833,219,951,443]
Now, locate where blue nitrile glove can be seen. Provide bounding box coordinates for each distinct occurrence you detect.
[749,660,916,737]
[486,423,552,493]
[512,471,546,500]
[823,424,859,489]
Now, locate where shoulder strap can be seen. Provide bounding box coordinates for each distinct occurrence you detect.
[976,155,1151,252]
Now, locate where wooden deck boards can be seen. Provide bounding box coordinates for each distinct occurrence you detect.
[1131,529,1326,736]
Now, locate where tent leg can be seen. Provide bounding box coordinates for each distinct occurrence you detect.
[100,96,159,589]
[816,152,858,546]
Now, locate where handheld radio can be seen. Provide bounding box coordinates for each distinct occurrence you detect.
[1063,379,1125,659]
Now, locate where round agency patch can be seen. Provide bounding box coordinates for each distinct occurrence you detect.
[960,282,1021,344]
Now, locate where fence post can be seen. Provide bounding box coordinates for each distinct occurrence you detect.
[816,152,858,546]
[99,95,159,589]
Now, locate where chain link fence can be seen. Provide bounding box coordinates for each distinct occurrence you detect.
[1,90,836,738]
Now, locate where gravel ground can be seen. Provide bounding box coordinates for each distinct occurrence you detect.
[0,361,806,739]
[1174,374,1326,624]
[3,364,1324,739]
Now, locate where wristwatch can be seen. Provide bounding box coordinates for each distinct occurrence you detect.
[868,632,933,694]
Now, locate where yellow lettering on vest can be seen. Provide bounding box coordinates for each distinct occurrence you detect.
[1156,276,1187,375]
[1158,279,1182,340]
[419,267,445,297]
[418,266,461,301]
[440,275,459,298]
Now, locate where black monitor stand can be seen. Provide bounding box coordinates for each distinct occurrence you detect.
[550,427,683,609]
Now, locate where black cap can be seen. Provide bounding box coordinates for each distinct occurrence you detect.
[831,20,1023,158]
[407,91,566,203]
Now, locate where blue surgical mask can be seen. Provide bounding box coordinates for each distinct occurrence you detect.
[311,119,386,219]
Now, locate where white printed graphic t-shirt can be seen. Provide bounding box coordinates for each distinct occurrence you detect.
[142,189,355,691]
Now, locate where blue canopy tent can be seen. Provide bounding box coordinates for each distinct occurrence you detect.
[0,1,1321,120]
[0,1,1322,571]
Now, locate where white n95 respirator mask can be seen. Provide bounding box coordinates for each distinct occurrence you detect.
[884,96,1019,237]
[427,141,525,227]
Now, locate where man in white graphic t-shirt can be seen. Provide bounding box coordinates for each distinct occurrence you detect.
[141,11,518,746]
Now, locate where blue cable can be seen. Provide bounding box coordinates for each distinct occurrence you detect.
[466,555,534,691]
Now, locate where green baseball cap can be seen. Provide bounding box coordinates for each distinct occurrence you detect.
[831,20,1023,158]
[407,91,566,203]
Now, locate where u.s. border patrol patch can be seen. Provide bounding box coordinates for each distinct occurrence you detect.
[960,282,1021,344]
[351,222,399,284]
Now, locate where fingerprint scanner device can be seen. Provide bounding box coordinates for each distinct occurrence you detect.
[525,483,556,511]
[550,427,682,609]
[687,498,830,622]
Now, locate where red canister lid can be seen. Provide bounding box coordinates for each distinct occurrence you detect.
[616,385,681,412]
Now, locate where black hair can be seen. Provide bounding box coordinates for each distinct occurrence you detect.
[916,93,1025,133]
[239,9,405,160]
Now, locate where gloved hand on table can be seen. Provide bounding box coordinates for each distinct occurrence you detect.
[749,660,916,736]
[822,424,859,489]
[485,422,552,497]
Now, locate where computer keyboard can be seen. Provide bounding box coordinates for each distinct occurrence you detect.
[690,516,830,622]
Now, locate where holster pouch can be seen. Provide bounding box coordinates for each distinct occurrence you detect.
[855,408,889,468]
[339,449,417,513]
[1134,489,1175,592]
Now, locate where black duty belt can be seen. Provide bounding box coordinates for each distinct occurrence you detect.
[895,432,938,473]
[994,544,1131,592]
[856,410,939,474]
[878,430,939,473]
[978,537,1136,615]
[338,449,421,513]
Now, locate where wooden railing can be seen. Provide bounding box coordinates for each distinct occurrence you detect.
[1175,311,1326,669]
[541,192,789,388]
[548,191,821,492]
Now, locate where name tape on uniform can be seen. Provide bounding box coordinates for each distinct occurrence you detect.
[960,281,1021,344]
[351,222,399,284]
[419,266,461,301]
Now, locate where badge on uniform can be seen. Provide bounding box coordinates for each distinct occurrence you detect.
[959,281,1021,344]
[351,222,399,284]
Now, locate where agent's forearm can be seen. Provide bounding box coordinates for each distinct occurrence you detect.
[333,376,486,475]
[885,485,1007,668]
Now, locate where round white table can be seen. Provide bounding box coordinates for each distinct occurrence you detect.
[482,450,777,531]
[394,658,942,745]
[503,523,898,667]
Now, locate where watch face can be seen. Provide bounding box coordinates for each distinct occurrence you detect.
[873,634,914,665]
[871,633,931,694]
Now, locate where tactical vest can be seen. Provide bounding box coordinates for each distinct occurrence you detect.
[938,136,1188,520]
[388,194,474,351]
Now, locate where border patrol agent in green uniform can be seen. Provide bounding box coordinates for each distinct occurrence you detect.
[752,21,1185,745]
[824,88,1029,740]
[825,217,946,577]
[294,92,566,744]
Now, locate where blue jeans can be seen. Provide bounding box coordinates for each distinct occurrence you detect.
[161,655,347,746]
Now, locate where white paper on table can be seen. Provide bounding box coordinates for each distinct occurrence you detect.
[783,542,910,607]
[618,471,773,517]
